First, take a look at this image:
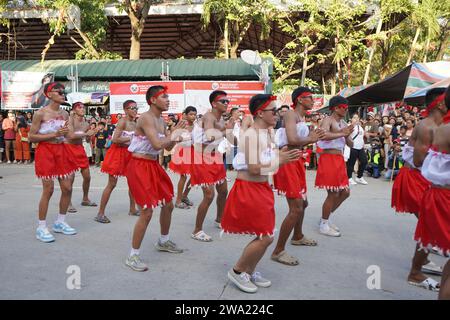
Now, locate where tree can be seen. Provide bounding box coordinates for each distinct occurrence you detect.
[33,0,121,61]
[118,0,161,60]
[202,0,275,59]
[268,0,368,93]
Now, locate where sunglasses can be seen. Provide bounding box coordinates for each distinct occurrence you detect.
[261,108,278,115]
[218,99,230,104]
[50,90,65,96]
[127,107,138,111]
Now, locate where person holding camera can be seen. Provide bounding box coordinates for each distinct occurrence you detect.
[346,113,368,185]
[366,137,384,178]
[384,139,403,180]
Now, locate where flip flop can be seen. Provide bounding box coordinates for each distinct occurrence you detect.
[175,202,190,209]
[94,215,111,223]
[182,198,194,206]
[291,236,318,246]
[128,210,140,216]
[271,250,299,266]
[408,278,440,292]
[68,206,77,213]
[191,230,213,242]
[81,200,98,207]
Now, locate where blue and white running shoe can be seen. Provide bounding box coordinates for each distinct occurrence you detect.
[52,222,77,235]
[36,227,55,243]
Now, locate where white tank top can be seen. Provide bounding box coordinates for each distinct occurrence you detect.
[317,136,346,151]
[192,122,223,147]
[128,133,165,156]
[38,119,65,142]
[402,144,416,168]
[421,150,450,186]
[275,122,309,148]
[233,148,276,171]
[178,130,193,148]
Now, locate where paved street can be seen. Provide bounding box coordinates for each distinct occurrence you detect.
[0,163,446,300]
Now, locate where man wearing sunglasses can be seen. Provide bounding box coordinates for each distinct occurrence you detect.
[29,82,79,243]
[65,102,98,212]
[190,90,235,242]
[97,100,140,224]
[315,95,354,237]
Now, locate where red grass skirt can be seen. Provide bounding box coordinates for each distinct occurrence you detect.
[168,145,193,175]
[65,143,89,169]
[414,187,450,256]
[315,153,349,191]
[125,156,174,209]
[101,144,131,177]
[391,167,431,215]
[221,179,275,237]
[273,158,307,199]
[190,151,226,187]
[35,142,78,180]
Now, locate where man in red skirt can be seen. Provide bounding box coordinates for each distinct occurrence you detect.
[315,96,354,237]
[190,90,235,242]
[29,82,79,243]
[168,106,197,209]
[66,102,98,212]
[96,100,140,223]
[125,86,185,272]
[271,87,325,266]
[401,88,448,292]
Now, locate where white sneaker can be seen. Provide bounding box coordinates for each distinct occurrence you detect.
[319,224,341,237]
[355,177,368,185]
[250,271,271,288]
[318,219,340,232]
[227,269,257,293]
[349,178,357,185]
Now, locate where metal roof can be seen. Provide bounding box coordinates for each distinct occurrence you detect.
[0,58,271,81]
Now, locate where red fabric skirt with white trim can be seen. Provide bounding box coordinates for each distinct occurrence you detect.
[101,144,131,177]
[414,187,450,256]
[221,179,275,237]
[168,145,193,175]
[35,142,78,180]
[125,156,174,209]
[315,153,349,191]
[190,151,226,187]
[65,143,89,169]
[391,166,431,215]
[273,158,307,199]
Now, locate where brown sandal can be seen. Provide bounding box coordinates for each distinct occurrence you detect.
[94,215,111,223]
[291,236,318,246]
[271,251,299,266]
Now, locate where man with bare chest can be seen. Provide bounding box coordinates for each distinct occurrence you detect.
[66,102,98,212]
[29,82,79,243]
[190,90,235,242]
[315,96,354,237]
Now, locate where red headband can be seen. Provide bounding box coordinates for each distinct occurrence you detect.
[72,102,84,109]
[214,95,228,102]
[330,103,348,111]
[252,95,277,115]
[291,92,313,109]
[152,86,168,99]
[423,93,445,117]
[44,83,59,98]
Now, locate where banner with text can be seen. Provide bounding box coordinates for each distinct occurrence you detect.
[109,81,265,115]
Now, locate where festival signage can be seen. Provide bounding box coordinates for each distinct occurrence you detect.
[1,71,54,110]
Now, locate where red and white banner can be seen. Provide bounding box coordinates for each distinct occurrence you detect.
[109,81,266,115]
[1,71,54,110]
[109,81,184,114]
